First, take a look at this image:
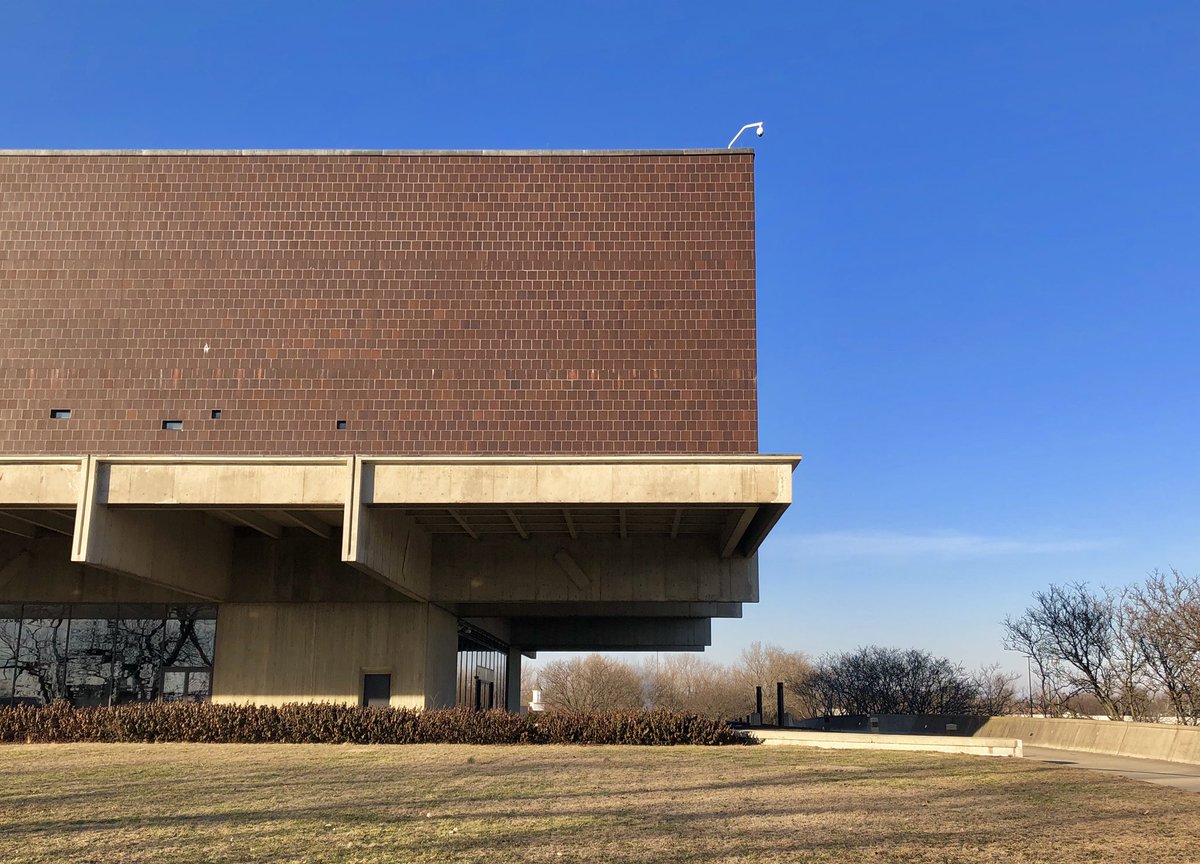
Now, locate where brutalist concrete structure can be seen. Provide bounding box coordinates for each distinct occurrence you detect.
[0,149,798,710]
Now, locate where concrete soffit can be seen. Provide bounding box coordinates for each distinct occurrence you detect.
[0,454,800,602]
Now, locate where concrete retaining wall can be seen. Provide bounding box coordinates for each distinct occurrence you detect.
[976,717,1200,765]
[751,729,1022,758]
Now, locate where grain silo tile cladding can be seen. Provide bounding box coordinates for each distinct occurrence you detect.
[0,152,757,455]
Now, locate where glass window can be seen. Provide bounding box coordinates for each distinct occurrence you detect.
[65,606,117,707]
[0,603,217,706]
[114,605,168,704]
[15,605,69,705]
[0,605,20,705]
[164,605,217,668]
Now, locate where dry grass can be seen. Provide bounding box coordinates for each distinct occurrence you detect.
[0,743,1197,863]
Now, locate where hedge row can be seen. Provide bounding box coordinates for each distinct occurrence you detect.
[0,702,750,746]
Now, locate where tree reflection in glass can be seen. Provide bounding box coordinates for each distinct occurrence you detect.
[0,604,217,705]
[15,606,69,705]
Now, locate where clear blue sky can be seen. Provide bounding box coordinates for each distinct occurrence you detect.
[4,2,1198,675]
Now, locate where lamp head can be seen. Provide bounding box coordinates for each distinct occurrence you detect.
[755,124,764,137]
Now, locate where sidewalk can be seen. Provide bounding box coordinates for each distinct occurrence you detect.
[1024,745,1200,793]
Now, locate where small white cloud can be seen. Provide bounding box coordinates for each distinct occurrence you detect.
[779,530,1113,560]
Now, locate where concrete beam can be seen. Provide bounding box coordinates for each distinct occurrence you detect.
[738,504,790,557]
[342,459,431,600]
[720,507,758,558]
[432,533,758,604]
[3,510,74,537]
[98,457,348,507]
[451,601,742,619]
[71,458,233,601]
[447,509,479,540]
[510,617,711,651]
[0,533,210,604]
[272,510,334,539]
[0,458,83,507]
[220,510,282,539]
[365,457,797,507]
[506,509,529,540]
[0,513,36,539]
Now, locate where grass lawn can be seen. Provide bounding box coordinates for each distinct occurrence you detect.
[1,744,1197,863]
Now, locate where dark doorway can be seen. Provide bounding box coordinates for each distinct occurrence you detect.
[362,673,391,707]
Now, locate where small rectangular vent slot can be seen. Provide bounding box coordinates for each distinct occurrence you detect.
[50,409,72,420]
[162,420,183,431]
[211,410,222,420]
[336,420,348,430]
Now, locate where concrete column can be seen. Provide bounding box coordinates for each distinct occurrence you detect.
[506,646,523,712]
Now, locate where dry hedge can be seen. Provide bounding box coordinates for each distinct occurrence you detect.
[0,703,749,746]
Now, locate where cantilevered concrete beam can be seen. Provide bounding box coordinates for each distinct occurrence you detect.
[1,510,75,537]
[99,457,347,507]
[273,510,334,539]
[506,509,529,540]
[720,507,759,559]
[72,460,233,601]
[342,458,431,600]
[0,513,36,539]
[451,601,742,619]
[433,533,758,604]
[510,617,712,651]
[0,457,84,508]
[447,509,479,540]
[220,510,282,539]
[365,456,796,510]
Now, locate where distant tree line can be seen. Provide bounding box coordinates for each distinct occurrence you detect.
[792,647,1016,717]
[1003,569,1200,723]
[527,642,1017,720]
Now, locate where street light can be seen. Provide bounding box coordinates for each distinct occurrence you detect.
[727,121,765,148]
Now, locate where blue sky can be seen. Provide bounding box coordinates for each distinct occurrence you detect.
[3,2,1198,675]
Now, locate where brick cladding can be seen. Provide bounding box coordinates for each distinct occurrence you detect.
[0,152,756,455]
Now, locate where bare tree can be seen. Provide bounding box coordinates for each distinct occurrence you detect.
[971,664,1020,716]
[1127,569,1200,724]
[794,646,980,716]
[1003,582,1138,720]
[734,642,815,722]
[534,654,644,712]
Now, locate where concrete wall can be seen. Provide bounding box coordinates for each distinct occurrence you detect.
[211,602,458,709]
[976,716,1200,765]
[752,729,1022,758]
[0,532,199,603]
[228,531,405,603]
[433,534,758,604]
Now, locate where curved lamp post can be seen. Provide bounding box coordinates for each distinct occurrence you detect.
[727,121,765,148]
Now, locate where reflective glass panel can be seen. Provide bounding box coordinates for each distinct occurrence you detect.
[0,606,20,705]
[65,607,117,707]
[164,605,216,668]
[15,606,69,705]
[113,605,167,704]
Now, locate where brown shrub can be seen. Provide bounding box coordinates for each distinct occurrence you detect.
[0,703,749,746]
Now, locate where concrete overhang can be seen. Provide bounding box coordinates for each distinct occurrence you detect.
[509,616,713,651]
[0,455,799,603]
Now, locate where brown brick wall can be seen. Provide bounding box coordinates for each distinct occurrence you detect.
[0,152,756,455]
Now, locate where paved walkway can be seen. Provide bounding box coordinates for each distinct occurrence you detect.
[1024,745,1200,793]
